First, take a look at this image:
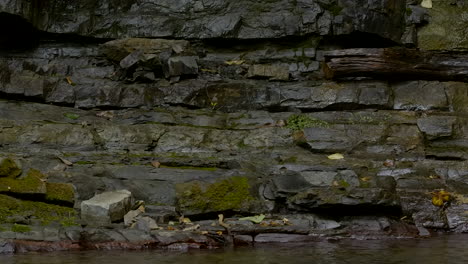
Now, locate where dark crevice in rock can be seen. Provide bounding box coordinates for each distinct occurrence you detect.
[0,92,46,105]
[39,32,112,45]
[200,35,318,52]
[425,155,466,161]
[167,103,204,110]
[184,210,238,222]
[300,103,391,112]
[0,12,40,51]
[307,205,403,218]
[318,32,400,49]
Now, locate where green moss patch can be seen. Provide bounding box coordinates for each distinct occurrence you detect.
[11,223,31,233]
[286,114,329,131]
[160,165,217,171]
[177,176,254,214]
[0,194,78,226]
[0,169,46,194]
[0,158,22,178]
[45,182,75,206]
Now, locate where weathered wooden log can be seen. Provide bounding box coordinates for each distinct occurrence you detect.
[323,48,468,81]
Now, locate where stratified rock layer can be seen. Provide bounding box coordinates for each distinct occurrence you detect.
[0,0,467,252]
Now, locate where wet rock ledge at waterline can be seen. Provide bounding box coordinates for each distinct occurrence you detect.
[1,0,468,253]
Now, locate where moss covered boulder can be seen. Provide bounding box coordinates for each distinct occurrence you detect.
[0,194,77,226]
[0,168,46,195]
[0,157,22,178]
[45,182,75,206]
[417,1,468,50]
[176,176,255,216]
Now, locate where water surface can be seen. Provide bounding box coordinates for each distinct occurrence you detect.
[2,235,468,264]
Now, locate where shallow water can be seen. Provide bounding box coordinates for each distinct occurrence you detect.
[2,235,468,264]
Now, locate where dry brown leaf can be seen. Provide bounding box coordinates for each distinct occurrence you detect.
[182,224,200,231]
[57,156,73,166]
[224,60,244,65]
[327,153,344,160]
[151,161,161,168]
[65,76,75,85]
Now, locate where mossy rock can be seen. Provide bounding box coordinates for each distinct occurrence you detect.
[417,2,468,50]
[286,114,329,131]
[45,182,75,206]
[176,176,254,215]
[11,223,31,233]
[0,194,78,226]
[0,169,46,195]
[0,157,22,178]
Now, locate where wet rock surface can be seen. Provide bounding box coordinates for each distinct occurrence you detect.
[0,0,468,254]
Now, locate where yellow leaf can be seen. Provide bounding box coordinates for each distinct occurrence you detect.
[181,217,191,223]
[65,76,75,86]
[431,190,452,207]
[360,177,371,182]
[327,153,344,160]
[239,214,265,224]
[216,231,223,235]
[225,60,244,65]
[201,68,217,73]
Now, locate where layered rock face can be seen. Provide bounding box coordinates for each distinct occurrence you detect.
[1,0,468,250]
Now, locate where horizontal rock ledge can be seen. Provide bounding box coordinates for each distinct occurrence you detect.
[323,48,468,82]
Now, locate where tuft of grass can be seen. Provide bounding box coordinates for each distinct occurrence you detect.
[286,114,329,131]
[12,224,31,233]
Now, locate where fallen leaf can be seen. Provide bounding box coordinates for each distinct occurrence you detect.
[179,216,191,224]
[431,190,452,207]
[96,111,114,120]
[182,224,200,231]
[168,221,176,226]
[199,231,209,235]
[216,231,223,235]
[65,76,75,86]
[360,177,371,182]
[225,60,244,65]
[64,113,80,120]
[167,226,176,231]
[327,153,344,160]
[218,214,230,229]
[239,214,265,224]
[57,156,73,166]
[151,161,161,168]
[383,159,394,167]
[201,68,217,73]
[282,218,290,225]
[269,221,280,227]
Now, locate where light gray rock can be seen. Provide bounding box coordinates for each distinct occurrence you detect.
[124,209,143,227]
[0,239,14,254]
[81,190,133,226]
[166,56,199,77]
[134,216,159,232]
[417,116,456,140]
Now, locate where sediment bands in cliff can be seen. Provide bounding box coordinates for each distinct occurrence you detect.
[1,0,468,253]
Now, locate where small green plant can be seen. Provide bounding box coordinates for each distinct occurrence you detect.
[64,113,80,120]
[286,114,329,131]
[12,224,31,233]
